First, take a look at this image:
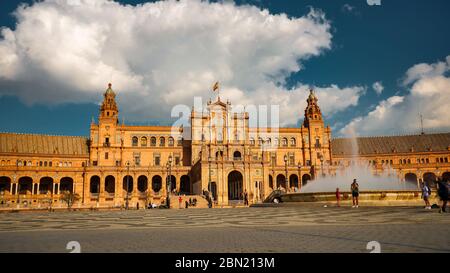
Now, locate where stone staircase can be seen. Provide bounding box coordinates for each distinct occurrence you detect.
[169,194,210,209]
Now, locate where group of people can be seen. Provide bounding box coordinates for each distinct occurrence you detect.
[334,178,450,212]
[421,178,449,212]
[335,179,360,208]
[180,197,197,209]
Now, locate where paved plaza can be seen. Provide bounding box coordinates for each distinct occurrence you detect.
[0,205,449,253]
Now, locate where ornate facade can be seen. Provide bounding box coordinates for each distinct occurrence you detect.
[0,84,449,208]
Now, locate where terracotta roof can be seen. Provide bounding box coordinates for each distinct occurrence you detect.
[0,133,89,156]
[331,132,450,156]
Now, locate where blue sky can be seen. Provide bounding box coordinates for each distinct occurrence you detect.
[0,0,449,137]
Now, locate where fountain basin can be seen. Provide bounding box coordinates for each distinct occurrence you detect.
[278,190,440,206]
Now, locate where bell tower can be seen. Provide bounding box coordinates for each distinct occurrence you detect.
[303,89,323,128]
[99,83,119,125]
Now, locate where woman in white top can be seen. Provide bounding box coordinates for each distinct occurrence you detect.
[421,182,431,209]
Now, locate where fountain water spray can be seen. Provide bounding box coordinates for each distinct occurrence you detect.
[300,127,417,193]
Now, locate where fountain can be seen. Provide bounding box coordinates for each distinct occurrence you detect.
[270,130,434,206]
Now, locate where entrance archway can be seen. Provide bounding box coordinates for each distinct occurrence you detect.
[60,177,74,193]
[302,174,311,186]
[152,175,162,193]
[123,176,133,193]
[442,172,450,182]
[167,175,176,193]
[180,175,190,194]
[39,177,52,194]
[289,174,299,189]
[0,176,11,195]
[90,176,100,194]
[276,174,286,190]
[404,173,417,185]
[105,175,115,194]
[137,175,148,193]
[423,172,437,188]
[228,171,243,200]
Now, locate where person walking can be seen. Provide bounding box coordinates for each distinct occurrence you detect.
[178,196,182,209]
[335,187,341,207]
[437,178,449,213]
[185,200,189,209]
[244,190,249,206]
[420,182,431,209]
[351,179,359,208]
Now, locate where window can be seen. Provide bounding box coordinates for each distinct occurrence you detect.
[175,156,180,166]
[249,138,255,146]
[426,158,429,164]
[134,152,141,166]
[151,137,156,146]
[258,138,263,146]
[290,138,296,147]
[49,161,52,167]
[154,155,160,166]
[168,137,174,147]
[274,138,279,146]
[266,138,271,146]
[44,161,48,167]
[289,153,295,166]
[282,138,288,147]
[105,152,109,160]
[315,137,320,148]
[132,136,138,147]
[141,136,147,147]
[160,137,165,147]
[115,160,120,166]
[445,158,448,163]
[177,137,183,146]
[93,161,98,166]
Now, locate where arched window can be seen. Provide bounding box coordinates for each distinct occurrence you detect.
[250,138,255,146]
[274,138,279,146]
[141,136,147,147]
[233,151,242,160]
[150,137,156,146]
[132,136,138,147]
[160,137,165,147]
[266,138,271,146]
[177,137,183,146]
[407,159,411,164]
[290,138,296,146]
[282,138,288,147]
[258,138,263,146]
[168,137,174,147]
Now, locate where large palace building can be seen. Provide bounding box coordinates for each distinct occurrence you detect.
[1,84,449,208]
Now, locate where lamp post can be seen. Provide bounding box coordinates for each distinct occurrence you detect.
[125,161,130,210]
[284,154,288,192]
[319,154,324,177]
[298,163,302,191]
[166,155,173,208]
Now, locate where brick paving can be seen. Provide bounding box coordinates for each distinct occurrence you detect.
[0,205,448,253]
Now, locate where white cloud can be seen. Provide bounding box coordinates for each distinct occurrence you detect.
[372,81,384,95]
[340,55,450,136]
[0,0,363,126]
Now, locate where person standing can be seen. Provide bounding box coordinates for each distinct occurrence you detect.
[244,190,249,206]
[420,182,431,209]
[351,179,359,208]
[335,188,341,207]
[178,196,182,209]
[437,178,449,213]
